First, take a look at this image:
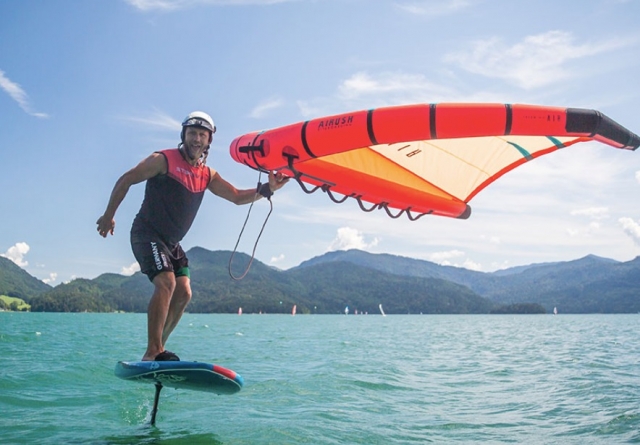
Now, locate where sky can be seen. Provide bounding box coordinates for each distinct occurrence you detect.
[1,0,639,286]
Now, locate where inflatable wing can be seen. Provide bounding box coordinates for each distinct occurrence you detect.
[230,103,639,220]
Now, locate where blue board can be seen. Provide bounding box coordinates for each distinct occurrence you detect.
[115,361,243,395]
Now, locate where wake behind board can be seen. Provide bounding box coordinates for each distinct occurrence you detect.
[115,360,243,395]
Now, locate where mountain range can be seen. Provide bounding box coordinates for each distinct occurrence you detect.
[1,248,639,314]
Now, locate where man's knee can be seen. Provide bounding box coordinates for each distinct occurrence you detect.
[174,277,192,304]
[153,272,177,295]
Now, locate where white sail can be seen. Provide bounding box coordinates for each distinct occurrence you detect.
[379,304,386,316]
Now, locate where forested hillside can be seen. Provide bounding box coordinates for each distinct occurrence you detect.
[4,248,639,314]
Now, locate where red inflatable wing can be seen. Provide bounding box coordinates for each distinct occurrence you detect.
[230,103,639,220]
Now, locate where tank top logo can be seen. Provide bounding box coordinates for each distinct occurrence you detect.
[161,149,210,193]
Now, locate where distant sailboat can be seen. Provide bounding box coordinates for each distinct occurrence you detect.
[379,304,386,317]
[344,306,349,315]
[238,307,242,316]
[553,307,558,315]
[292,304,297,316]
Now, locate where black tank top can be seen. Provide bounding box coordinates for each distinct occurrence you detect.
[132,149,212,245]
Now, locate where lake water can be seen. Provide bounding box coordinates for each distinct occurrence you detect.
[1,312,639,444]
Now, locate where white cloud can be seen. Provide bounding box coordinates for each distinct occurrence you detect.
[121,262,140,276]
[296,68,515,118]
[42,273,58,285]
[566,221,602,238]
[1,242,30,267]
[249,97,285,119]
[567,207,609,238]
[636,170,640,184]
[270,253,285,263]
[462,258,482,271]
[566,228,579,237]
[570,207,610,220]
[619,217,640,246]
[125,0,293,12]
[395,0,472,17]
[125,0,185,10]
[489,260,512,271]
[429,249,465,263]
[429,250,483,271]
[298,71,459,117]
[0,70,48,118]
[337,71,455,103]
[328,227,379,251]
[445,31,630,89]
[120,109,181,131]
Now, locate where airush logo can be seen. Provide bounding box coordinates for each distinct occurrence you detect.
[150,242,166,271]
[317,115,353,130]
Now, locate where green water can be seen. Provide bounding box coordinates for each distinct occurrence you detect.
[1,312,639,444]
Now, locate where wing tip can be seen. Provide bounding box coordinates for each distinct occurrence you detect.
[457,206,472,220]
[566,108,640,150]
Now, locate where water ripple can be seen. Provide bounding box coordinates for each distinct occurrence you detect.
[1,313,640,444]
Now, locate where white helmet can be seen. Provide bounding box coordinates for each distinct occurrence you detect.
[181,111,216,140]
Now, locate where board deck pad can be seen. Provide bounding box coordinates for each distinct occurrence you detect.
[115,360,243,395]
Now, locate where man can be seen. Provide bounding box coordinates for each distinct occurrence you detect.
[96,111,287,361]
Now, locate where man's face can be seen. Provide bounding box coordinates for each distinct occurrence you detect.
[184,126,212,154]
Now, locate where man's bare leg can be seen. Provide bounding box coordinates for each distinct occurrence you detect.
[141,272,176,361]
[161,275,192,346]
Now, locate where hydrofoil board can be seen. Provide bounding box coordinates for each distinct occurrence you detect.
[115,360,243,395]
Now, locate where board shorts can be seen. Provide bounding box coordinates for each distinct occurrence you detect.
[130,222,190,282]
